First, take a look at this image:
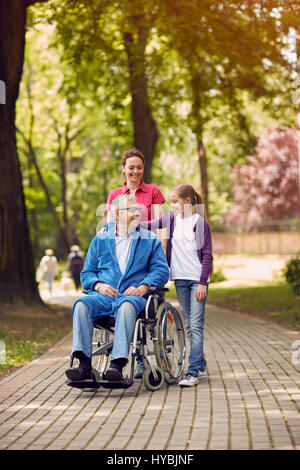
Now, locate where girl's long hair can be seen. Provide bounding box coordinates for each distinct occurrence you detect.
[171,184,208,219]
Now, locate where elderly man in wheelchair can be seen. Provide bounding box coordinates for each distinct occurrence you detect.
[65,194,185,391]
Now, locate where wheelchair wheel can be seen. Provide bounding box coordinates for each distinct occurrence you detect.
[154,302,186,384]
[143,366,164,391]
[92,328,111,378]
[92,368,100,382]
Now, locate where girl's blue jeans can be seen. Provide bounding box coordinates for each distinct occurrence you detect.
[174,280,209,375]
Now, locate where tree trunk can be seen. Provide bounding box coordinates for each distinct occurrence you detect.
[0,1,42,304]
[123,23,158,183]
[29,141,70,254]
[190,70,210,220]
[28,160,40,261]
[57,144,71,253]
[197,137,209,220]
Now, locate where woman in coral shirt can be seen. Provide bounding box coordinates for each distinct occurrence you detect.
[106,148,166,227]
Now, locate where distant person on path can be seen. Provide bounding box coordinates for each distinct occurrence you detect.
[68,245,84,291]
[39,249,58,293]
[105,148,167,378]
[141,184,213,387]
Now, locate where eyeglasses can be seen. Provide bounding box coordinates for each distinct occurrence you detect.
[118,206,142,214]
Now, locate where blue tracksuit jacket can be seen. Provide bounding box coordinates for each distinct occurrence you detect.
[73,223,169,322]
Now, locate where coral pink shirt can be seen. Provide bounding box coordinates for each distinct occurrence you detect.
[106,180,165,222]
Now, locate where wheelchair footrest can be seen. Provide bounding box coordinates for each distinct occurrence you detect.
[98,378,133,389]
[66,378,101,389]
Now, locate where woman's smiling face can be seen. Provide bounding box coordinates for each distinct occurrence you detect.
[123,156,144,185]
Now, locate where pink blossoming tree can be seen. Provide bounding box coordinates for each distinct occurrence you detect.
[224,126,300,231]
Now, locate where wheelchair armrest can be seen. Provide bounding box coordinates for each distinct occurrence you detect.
[149,286,169,294]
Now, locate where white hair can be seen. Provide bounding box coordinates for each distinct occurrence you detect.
[110,194,136,218]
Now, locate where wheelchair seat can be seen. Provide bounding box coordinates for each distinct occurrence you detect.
[94,315,115,330]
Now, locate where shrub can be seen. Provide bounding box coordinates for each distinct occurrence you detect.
[210,267,226,283]
[283,253,300,296]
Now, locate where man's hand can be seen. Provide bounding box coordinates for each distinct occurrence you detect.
[196,284,207,302]
[94,282,119,297]
[124,285,150,297]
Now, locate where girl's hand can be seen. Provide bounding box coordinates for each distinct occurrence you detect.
[196,284,207,302]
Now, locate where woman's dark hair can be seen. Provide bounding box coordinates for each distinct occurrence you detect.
[121,148,145,167]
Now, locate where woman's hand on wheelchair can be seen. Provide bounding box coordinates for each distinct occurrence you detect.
[94,282,119,297]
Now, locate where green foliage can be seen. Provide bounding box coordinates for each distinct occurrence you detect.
[17,20,126,258]
[208,283,300,329]
[18,2,298,264]
[283,253,300,296]
[210,267,226,284]
[0,305,72,377]
[167,280,300,328]
[0,332,40,372]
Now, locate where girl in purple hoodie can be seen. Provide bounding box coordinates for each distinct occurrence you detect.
[141,184,213,387]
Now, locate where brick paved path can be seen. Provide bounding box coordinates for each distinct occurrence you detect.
[0,301,299,450]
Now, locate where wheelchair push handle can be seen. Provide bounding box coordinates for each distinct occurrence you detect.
[149,286,169,294]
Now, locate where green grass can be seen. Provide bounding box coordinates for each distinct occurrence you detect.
[0,303,72,379]
[0,333,46,372]
[166,282,300,329]
[0,329,68,376]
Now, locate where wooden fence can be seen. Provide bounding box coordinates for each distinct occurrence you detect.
[212,231,300,255]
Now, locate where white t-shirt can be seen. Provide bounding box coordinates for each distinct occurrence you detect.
[170,213,203,281]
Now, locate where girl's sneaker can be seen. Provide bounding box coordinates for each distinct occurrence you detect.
[198,371,207,380]
[179,373,201,387]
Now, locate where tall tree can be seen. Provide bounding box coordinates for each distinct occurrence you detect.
[17,19,127,256]
[123,6,158,183]
[159,0,294,218]
[0,0,47,304]
[47,0,160,182]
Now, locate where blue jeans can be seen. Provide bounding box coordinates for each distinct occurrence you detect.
[174,280,209,375]
[72,301,139,362]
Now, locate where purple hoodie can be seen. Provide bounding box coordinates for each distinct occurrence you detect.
[141,213,213,285]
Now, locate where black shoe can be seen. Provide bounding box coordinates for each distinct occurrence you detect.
[65,365,92,381]
[105,360,126,381]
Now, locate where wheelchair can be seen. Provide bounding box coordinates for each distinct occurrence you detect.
[66,287,186,392]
